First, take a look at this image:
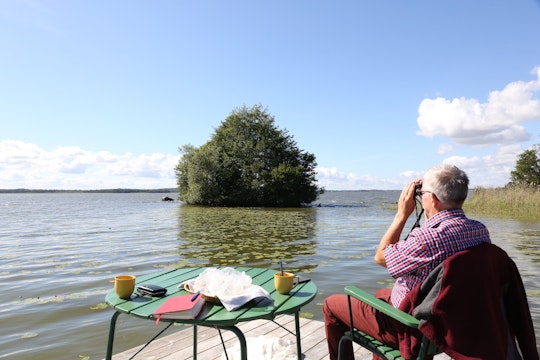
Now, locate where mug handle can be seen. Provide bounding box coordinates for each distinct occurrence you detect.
[292,276,300,288]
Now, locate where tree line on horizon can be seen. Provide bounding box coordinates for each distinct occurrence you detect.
[0,188,176,194]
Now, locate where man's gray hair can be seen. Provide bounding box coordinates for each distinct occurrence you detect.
[423,164,469,206]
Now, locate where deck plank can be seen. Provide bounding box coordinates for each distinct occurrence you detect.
[108,315,452,360]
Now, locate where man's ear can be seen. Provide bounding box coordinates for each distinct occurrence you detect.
[431,193,442,210]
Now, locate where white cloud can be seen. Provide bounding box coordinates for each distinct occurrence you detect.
[440,144,522,187]
[413,68,540,188]
[316,166,406,190]
[316,143,524,190]
[417,67,540,145]
[437,144,453,155]
[0,140,179,189]
[398,170,423,180]
[102,153,178,178]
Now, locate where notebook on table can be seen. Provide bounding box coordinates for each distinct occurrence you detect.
[152,292,206,324]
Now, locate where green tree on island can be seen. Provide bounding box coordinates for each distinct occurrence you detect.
[509,145,540,187]
[175,104,324,206]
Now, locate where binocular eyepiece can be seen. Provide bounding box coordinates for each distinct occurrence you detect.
[414,183,423,198]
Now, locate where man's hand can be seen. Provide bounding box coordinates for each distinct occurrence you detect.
[396,181,419,220]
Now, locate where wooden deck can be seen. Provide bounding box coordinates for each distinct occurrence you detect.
[108,314,365,359]
[109,315,452,359]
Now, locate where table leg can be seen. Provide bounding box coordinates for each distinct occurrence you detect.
[294,312,302,360]
[193,325,198,360]
[220,326,247,360]
[106,311,121,360]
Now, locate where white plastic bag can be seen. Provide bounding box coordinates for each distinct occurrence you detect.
[222,336,297,360]
[192,267,253,297]
[183,267,273,311]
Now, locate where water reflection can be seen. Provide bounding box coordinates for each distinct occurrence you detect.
[512,230,540,261]
[176,205,319,272]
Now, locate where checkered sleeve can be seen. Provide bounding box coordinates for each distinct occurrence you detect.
[384,230,433,278]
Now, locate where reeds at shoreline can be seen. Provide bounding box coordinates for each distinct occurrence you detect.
[465,186,540,221]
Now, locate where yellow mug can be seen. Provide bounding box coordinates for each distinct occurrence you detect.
[114,275,136,299]
[274,272,300,295]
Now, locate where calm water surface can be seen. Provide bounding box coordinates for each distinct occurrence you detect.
[1,192,539,359]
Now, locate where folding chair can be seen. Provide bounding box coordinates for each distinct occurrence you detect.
[338,285,440,360]
[337,243,538,360]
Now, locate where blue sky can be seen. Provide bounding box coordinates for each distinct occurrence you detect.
[1,0,540,190]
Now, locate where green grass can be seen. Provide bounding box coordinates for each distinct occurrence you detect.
[464,186,540,221]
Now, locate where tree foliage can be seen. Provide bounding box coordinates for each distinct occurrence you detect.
[509,145,540,187]
[175,105,324,206]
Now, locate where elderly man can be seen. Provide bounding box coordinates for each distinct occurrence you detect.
[323,164,491,360]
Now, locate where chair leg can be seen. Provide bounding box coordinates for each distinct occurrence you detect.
[337,334,352,360]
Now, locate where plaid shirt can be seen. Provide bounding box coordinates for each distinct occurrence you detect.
[384,209,491,308]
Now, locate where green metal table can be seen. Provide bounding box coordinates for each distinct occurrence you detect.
[105,266,318,360]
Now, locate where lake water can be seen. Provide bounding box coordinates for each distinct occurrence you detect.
[1,191,539,359]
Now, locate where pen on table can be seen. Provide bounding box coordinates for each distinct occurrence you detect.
[190,290,201,302]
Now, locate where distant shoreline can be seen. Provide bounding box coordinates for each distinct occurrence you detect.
[0,188,393,194]
[0,188,177,194]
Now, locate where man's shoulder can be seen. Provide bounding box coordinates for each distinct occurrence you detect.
[425,209,487,229]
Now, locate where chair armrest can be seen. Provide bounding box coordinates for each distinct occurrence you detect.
[344,285,420,328]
